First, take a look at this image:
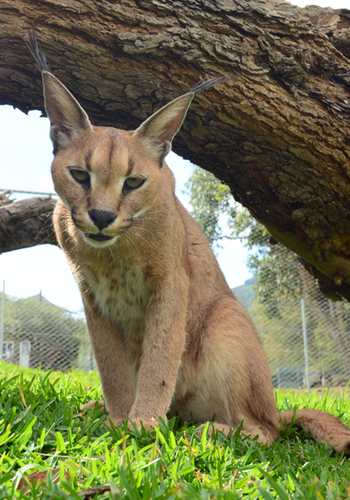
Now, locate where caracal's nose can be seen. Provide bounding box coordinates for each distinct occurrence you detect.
[88,209,117,230]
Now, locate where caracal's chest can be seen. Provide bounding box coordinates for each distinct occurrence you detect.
[83,256,151,336]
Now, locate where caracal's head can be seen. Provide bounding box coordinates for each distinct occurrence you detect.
[42,72,195,248]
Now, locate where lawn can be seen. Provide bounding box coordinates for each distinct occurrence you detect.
[0,362,349,499]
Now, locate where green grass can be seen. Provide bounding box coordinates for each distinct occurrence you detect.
[0,362,350,499]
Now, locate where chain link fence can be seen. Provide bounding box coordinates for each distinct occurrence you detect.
[0,288,94,371]
[241,246,350,389]
[1,188,350,388]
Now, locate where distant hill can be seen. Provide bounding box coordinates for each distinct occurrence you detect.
[232,278,255,310]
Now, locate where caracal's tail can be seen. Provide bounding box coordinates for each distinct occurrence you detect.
[279,409,350,455]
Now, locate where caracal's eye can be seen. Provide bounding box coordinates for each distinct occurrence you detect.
[69,167,91,189]
[123,176,146,194]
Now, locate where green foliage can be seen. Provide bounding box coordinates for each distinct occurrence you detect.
[0,363,350,498]
[2,294,83,370]
[186,168,236,245]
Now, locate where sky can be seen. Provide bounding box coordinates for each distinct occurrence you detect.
[0,0,347,312]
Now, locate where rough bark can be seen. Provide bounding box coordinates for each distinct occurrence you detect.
[0,0,350,298]
[0,197,56,253]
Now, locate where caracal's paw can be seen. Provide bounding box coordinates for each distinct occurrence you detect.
[79,399,105,415]
[107,415,127,428]
[127,416,163,431]
[107,415,166,431]
[196,422,232,438]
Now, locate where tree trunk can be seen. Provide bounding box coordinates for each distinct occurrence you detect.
[0,0,350,298]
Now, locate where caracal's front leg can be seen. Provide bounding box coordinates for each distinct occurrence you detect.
[84,294,135,424]
[128,276,188,427]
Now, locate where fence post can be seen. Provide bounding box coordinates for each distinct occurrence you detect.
[19,340,31,368]
[300,297,310,390]
[0,281,5,360]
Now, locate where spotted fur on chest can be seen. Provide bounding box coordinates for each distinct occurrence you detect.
[84,260,151,337]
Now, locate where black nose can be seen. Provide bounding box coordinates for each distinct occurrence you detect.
[88,209,117,230]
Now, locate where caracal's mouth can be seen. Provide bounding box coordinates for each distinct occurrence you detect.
[82,232,118,248]
[86,233,113,242]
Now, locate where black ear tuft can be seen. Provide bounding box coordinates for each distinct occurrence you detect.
[25,30,50,72]
[190,76,227,94]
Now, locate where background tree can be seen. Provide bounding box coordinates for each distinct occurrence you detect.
[187,167,236,246]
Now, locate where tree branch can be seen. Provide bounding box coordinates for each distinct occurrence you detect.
[0,197,56,253]
[0,0,350,298]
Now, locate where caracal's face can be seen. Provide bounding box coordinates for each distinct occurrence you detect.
[52,127,162,248]
[42,71,195,248]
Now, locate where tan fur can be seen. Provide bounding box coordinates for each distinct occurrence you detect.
[42,71,350,454]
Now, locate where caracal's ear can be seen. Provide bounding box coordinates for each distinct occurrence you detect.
[134,91,194,166]
[133,76,226,166]
[42,71,92,153]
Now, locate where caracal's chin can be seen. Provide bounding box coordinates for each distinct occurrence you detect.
[81,232,119,249]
